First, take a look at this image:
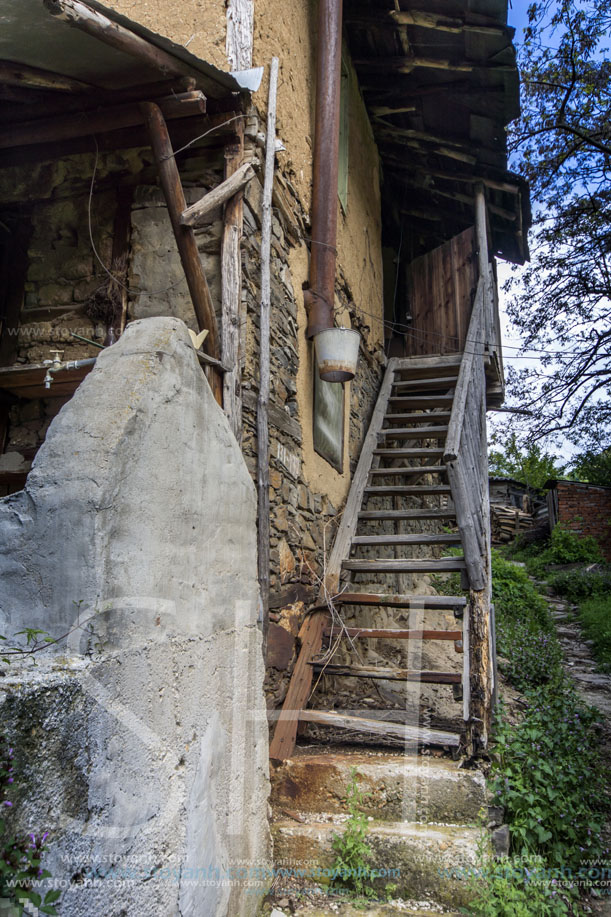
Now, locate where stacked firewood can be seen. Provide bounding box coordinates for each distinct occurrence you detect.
[491,504,533,544]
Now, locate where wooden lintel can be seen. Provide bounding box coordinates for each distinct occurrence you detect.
[310,663,462,684]
[140,101,222,405]
[0,92,207,151]
[182,160,256,227]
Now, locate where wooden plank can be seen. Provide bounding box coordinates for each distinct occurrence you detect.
[364,484,451,496]
[391,376,459,392]
[325,625,463,641]
[328,592,467,609]
[0,361,95,399]
[368,465,447,476]
[386,395,453,408]
[140,102,222,405]
[226,0,255,70]
[383,414,450,425]
[392,354,464,373]
[378,426,448,439]
[373,447,445,457]
[310,663,462,684]
[298,709,460,747]
[0,60,95,93]
[221,121,245,440]
[352,533,461,546]
[358,509,456,521]
[342,558,466,573]
[181,161,256,227]
[268,610,327,762]
[258,58,279,658]
[324,359,398,594]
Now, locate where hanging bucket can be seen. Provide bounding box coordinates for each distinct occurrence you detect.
[313,327,361,383]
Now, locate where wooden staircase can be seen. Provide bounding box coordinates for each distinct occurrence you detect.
[270,268,496,762]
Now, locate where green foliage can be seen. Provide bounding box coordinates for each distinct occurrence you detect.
[488,433,564,491]
[578,595,611,671]
[570,448,611,486]
[491,551,561,691]
[523,525,603,578]
[502,0,611,449]
[491,688,606,871]
[0,736,60,916]
[330,769,376,901]
[547,566,611,602]
[463,850,574,916]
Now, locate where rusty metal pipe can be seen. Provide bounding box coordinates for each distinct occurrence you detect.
[304,0,343,339]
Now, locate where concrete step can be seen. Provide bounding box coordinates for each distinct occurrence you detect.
[271,818,480,910]
[281,903,461,916]
[271,750,486,826]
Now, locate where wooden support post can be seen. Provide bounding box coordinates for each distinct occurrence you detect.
[258,59,279,658]
[467,587,493,751]
[140,101,223,405]
[106,187,133,345]
[221,120,245,439]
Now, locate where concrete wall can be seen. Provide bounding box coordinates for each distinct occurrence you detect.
[0,318,270,916]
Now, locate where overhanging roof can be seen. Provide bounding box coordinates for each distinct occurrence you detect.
[345,0,530,263]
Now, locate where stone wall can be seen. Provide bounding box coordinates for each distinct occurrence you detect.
[552,481,611,560]
[0,318,270,917]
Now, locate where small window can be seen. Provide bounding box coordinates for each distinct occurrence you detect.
[338,55,350,213]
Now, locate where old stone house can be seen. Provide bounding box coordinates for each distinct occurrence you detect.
[0,1,529,915]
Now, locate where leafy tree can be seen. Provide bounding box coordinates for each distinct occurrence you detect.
[504,0,611,450]
[488,432,565,490]
[569,446,611,484]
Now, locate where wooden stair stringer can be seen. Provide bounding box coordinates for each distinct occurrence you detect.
[268,359,398,762]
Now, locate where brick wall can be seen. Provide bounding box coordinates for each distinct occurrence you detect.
[554,481,611,560]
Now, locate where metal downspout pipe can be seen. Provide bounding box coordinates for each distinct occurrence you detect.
[304,0,344,339]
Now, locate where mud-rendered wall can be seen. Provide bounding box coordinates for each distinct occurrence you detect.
[0,318,270,917]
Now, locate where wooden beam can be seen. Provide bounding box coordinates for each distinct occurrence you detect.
[221,121,246,439]
[258,58,279,657]
[354,57,514,75]
[346,7,510,37]
[297,709,460,747]
[140,102,222,403]
[181,160,256,227]
[44,0,208,86]
[310,663,462,684]
[0,92,207,151]
[0,60,95,93]
[324,625,463,641]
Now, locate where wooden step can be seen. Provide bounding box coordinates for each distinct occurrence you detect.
[352,533,461,546]
[392,376,458,392]
[364,484,451,496]
[310,663,462,684]
[368,465,447,476]
[342,558,466,573]
[378,426,448,439]
[384,412,451,424]
[298,709,461,747]
[358,509,456,521]
[373,447,444,458]
[392,354,463,378]
[324,624,462,641]
[329,592,466,610]
[392,395,454,409]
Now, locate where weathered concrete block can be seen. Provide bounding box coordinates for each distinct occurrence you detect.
[0,317,270,917]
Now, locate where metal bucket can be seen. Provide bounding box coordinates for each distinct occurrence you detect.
[313,327,361,382]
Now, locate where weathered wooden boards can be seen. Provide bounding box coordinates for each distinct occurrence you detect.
[310,663,462,684]
[297,710,461,748]
[226,0,254,71]
[181,161,257,228]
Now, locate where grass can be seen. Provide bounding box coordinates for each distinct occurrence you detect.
[578,595,611,672]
